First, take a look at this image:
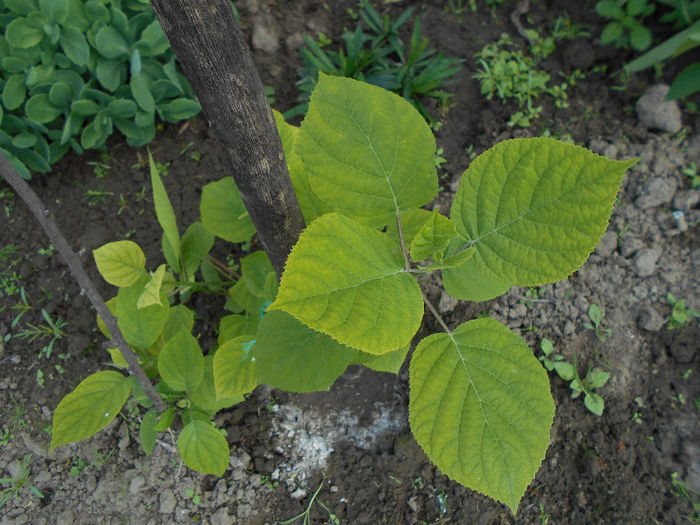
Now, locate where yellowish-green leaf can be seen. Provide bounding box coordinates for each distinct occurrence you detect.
[410,208,457,262]
[353,345,409,374]
[270,213,423,354]
[149,150,180,257]
[96,296,117,338]
[116,278,169,349]
[177,420,229,476]
[297,74,437,219]
[137,264,167,308]
[50,371,131,449]
[200,178,255,243]
[107,347,128,369]
[93,240,146,287]
[157,329,204,392]
[409,318,555,513]
[213,336,257,400]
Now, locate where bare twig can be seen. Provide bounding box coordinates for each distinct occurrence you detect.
[511,0,536,48]
[0,152,166,412]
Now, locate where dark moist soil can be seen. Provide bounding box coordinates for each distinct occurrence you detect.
[1,1,699,524]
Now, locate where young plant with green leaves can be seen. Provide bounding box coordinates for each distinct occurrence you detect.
[50,74,633,514]
[539,338,611,416]
[583,303,612,342]
[666,293,700,329]
[0,0,200,179]
[596,0,655,51]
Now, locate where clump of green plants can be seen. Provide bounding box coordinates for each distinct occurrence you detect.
[671,471,700,523]
[583,303,612,342]
[288,0,462,124]
[595,0,655,50]
[0,0,201,179]
[666,293,699,329]
[49,74,634,515]
[682,162,700,189]
[539,338,611,416]
[0,454,43,509]
[473,18,586,127]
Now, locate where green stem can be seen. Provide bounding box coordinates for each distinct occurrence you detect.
[395,210,412,271]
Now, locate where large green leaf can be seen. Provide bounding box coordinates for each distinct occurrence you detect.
[254,311,357,392]
[409,318,555,513]
[240,251,274,298]
[297,74,437,219]
[93,240,146,287]
[158,329,204,392]
[450,138,634,286]
[199,177,255,243]
[149,150,180,257]
[116,278,169,349]
[59,26,89,66]
[5,19,44,48]
[177,420,229,476]
[213,336,257,400]
[189,355,241,413]
[181,221,214,277]
[161,304,195,342]
[50,371,131,449]
[95,26,129,59]
[270,213,423,354]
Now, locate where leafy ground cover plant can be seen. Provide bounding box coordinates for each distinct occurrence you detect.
[583,303,612,342]
[49,74,634,514]
[595,0,655,51]
[666,293,700,329]
[0,0,201,179]
[539,338,610,415]
[287,0,462,124]
[473,18,587,127]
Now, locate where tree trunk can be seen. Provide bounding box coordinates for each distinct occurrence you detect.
[148,0,305,277]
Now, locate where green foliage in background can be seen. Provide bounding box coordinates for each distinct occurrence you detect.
[288,0,462,124]
[595,0,655,51]
[0,0,201,179]
[51,75,633,515]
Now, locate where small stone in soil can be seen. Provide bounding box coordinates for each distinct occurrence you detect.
[637,306,665,332]
[632,247,662,277]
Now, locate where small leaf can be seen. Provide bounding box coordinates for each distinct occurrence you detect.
[410,209,457,262]
[554,361,575,381]
[584,392,605,416]
[95,26,129,59]
[130,71,155,113]
[353,345,409,374]
[270,213,423,355]
[162,304,195,342]
[181,222,214,277]
[5,19,44,48]
[218,314,259,344]
[137,264,167,308]
[588,304,603,325]
[200,178,255,243]
[586,368,610,389]
[666,63,700,100]
[59,26,89,66]
[93,240,146,287]
[410,319,554,513]
[298,74,438,219]
[139,409,158,456]
[254,311,357,392]
[158,329,204,392]
[213,336,257,400]
[49,82,73,108]
[155,406,175,431]
[540,338,554,356]
[50,371,131,449]
[107,348,128,369]
[158,98,201,121]
[450,138,634,287]
[419,246,474,271]
[116,278,169,349]
[96,59,124,92]
[177,420,229,476]
[96,296,117,338]
[25,94,62,124]
[190,355,240,412]
[2,75,26,110]
[241,251,275,298]
[149,150,180,258]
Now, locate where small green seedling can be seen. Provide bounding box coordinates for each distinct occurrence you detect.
[0,454,43,509]
[185,488,201,506]
[681,162,699,189]
[584,303,612,342]
[16,308,67,360]
[539,338,610,415]
[666,293,699,329]
[596,0,655,51]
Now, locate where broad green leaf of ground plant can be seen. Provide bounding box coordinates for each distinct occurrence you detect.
[218,314,259,344]
[297,74,437,219]
[449,138,635,287]
[139,409,158,456]
[181,221,215,277]
[442,240,511,302]
[213,336,257,400]
[189,356,242,413]
[270,212,423,354]
[158,329,204,392]
[137,264,167,308]
[409,318,555,514]
[273,109,328,223]
[93,240,146,287]
[50,370,131,449]
[254,311,358,392]
[116,278,170,348]
[200,177,255,243]
[410,208,457,262]
[161,304,195,342]
[241,251,275,298]
[177,420,229,476]
[149,151,181,258]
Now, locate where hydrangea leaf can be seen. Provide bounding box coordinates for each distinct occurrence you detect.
[213,336,257,401]
[450,138,635,286]
[157,329,204,392]
[409,318,555,514]
[270,213,423,355]
[50,371,131,449]
[177,420,229,476]
[254,311,357,392]
[93,240,146,287]
[297,74,437,219]
[410,209,457,262]
[200,178,255,243]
